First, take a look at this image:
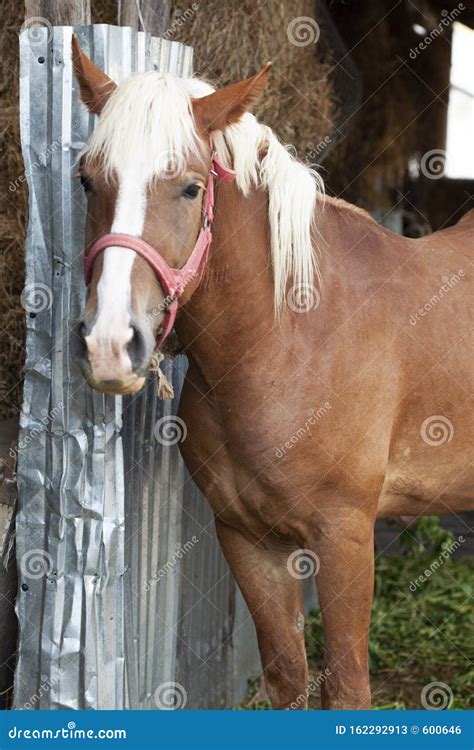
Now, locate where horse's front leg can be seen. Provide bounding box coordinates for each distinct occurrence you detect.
[313,509,375,709]
[215,520,309,709]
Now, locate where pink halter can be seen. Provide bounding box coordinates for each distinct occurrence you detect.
[83,142,236,350]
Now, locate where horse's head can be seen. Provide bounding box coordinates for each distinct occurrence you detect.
[72,36,270,395]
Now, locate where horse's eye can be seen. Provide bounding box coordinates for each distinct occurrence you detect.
[182,183,200,199]
[80,174,92,193]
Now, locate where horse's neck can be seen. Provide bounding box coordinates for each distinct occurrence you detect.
[175,185,383,389]
[176,182,276,385]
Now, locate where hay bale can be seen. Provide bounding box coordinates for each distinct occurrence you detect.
[166,0,337,155]
[0,1,27,419]
[94,1,338,154]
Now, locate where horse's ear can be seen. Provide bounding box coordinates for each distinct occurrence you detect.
[192,63,272,134]
[72,34,116,115]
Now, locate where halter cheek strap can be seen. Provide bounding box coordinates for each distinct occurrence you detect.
[83,142,236,350]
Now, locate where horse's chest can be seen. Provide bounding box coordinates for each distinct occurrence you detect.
[178,395,328,539]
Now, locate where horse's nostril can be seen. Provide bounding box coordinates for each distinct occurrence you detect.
[74,319,90,366]
[79,322,88,340]
[127,324,147,371]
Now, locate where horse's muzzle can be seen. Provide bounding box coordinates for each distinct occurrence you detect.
[75,316,152,395]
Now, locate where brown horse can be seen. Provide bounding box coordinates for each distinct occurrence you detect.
[72,37,473,709]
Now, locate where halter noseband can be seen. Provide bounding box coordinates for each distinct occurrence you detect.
[83,142,236,350]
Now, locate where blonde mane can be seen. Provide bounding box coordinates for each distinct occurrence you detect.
[84,71,324,312]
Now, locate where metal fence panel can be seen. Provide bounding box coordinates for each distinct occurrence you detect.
[15,23,259,711]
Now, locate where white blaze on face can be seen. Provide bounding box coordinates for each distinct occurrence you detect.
[86,166,149,383]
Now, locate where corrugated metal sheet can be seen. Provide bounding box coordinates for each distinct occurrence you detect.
[15,23,260,711]
[122,358,262,710]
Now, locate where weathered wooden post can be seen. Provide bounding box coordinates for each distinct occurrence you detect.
[25,0,90,25]
[118,0,171,35]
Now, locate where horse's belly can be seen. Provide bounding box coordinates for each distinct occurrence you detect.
[377,461,474,517]
[377,490,473,517]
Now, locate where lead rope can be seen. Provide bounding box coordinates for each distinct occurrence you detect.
[149,351,175,400]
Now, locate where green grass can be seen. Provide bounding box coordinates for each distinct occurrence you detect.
[240,518,473,710]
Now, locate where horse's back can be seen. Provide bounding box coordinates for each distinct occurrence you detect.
[455,207,474,226]
[426,207,474,247]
